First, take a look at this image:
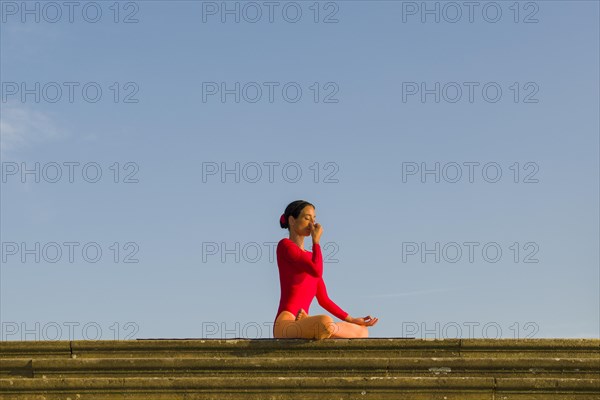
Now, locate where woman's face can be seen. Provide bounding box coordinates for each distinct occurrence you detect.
[291,206,316,236]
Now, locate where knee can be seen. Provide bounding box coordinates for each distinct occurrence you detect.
[361,326,369,338]
[314,315,335,339]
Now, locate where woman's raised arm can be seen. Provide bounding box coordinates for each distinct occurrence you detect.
[280,240,323,278]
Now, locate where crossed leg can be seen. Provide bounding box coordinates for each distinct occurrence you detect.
[330,320,369,338]
[297,309,368,338]
[273,311,368,339]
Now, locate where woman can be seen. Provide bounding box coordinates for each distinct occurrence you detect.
[273,200,379,339]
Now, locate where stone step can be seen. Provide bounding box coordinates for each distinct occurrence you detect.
[2,338,598,359]
[1,338,598,399]
[1,376,599,399]
[2,357,597,379]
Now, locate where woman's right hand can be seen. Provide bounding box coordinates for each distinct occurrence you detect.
[309,222,323,243]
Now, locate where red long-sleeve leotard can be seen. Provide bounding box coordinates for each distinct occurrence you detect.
[275,238,349,324]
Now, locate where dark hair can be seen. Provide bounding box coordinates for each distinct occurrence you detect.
[280,200,315,230]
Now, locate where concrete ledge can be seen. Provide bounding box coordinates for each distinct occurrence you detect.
[1,357,597,378]
[1,338,598,399]
[1,376,598,392]
[0,341,71,359]
[3,338,598,357]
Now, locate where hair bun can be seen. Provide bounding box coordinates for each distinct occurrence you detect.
[279,213,287,229]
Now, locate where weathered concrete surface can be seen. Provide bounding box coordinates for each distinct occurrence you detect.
[0,338,598,399]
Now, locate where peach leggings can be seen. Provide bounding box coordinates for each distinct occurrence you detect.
[273,311,368,339]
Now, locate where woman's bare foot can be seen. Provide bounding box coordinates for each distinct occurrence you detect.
[295,308,308,321]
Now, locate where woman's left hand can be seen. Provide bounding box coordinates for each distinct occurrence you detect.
[351,315,379,326]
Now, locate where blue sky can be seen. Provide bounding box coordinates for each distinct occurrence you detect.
[1,0,598,340]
